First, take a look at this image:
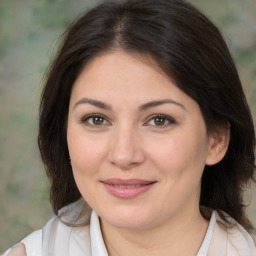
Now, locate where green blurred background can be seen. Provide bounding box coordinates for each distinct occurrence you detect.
[0,0,255,252]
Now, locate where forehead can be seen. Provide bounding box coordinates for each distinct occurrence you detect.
[79,50,168,81]
[72,51,175,96]
[69,50,200,115]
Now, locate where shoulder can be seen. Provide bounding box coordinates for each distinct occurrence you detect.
[2,229,42,256]
[225,220,256,255]
[4,243,26,256]
[2,199,91,256]
[210,211,256,256]
[20,229,42,256]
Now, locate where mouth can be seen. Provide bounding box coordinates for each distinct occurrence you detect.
[101,179,156,199]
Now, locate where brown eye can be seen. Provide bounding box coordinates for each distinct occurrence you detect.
[146,114,175,127]
[92,116,104,125]
[154,117,166,126]
[81,114,110,127]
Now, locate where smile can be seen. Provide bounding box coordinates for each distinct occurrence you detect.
[111,184,142,188]
[101,179,156,199]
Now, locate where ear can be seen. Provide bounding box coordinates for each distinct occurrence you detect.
[205,123,230,166]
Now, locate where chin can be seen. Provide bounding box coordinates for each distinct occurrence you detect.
[99,206,157,230]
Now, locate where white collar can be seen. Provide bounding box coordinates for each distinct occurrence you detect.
[89,210,216,256]
[90,210,108,256]
[196,211,216,256]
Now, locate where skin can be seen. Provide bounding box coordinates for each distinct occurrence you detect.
[67,50,229,256]
[8,243,26,256]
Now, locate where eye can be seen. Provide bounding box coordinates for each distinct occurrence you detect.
[146,114,175,127]
[81,114,110,127]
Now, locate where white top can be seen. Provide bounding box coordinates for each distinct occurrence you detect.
[3,199,256,256]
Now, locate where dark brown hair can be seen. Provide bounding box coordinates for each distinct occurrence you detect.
[38,0,255,231]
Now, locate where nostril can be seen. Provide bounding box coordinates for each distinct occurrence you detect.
[109,159,139,170]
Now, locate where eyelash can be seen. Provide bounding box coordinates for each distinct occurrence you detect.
[145,114,175,127]
[80,114,175,128]
[80,114,111,127]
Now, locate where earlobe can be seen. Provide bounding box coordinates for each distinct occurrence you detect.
[205,125,230,166]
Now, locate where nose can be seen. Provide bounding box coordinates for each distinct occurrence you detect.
[107,126,145,170]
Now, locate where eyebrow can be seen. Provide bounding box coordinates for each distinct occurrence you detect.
[73,98,185,111]
[138,99,185,111]
[73,98,112,110]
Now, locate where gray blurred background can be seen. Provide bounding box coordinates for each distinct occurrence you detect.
[0,0,255,252]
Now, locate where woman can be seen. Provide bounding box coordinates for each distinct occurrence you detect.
[4,0,256,255]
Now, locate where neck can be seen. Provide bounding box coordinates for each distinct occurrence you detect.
[100,207,209,256]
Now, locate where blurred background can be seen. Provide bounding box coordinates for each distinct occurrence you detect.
[0,0,255,252]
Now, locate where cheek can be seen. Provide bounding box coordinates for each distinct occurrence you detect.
[67,127,107,176]
[145,134,188,164]
[146,131,209,178]
[67,130,107,202]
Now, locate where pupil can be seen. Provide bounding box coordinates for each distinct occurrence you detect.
[155,117,165,125]
[93,117,103,125]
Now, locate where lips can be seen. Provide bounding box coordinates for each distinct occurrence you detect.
[101,179,156,199]
[111,184,142,188]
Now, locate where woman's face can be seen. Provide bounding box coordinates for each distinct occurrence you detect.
[67,51,218,230]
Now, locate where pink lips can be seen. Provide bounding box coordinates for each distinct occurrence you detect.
[101,179,156,199]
